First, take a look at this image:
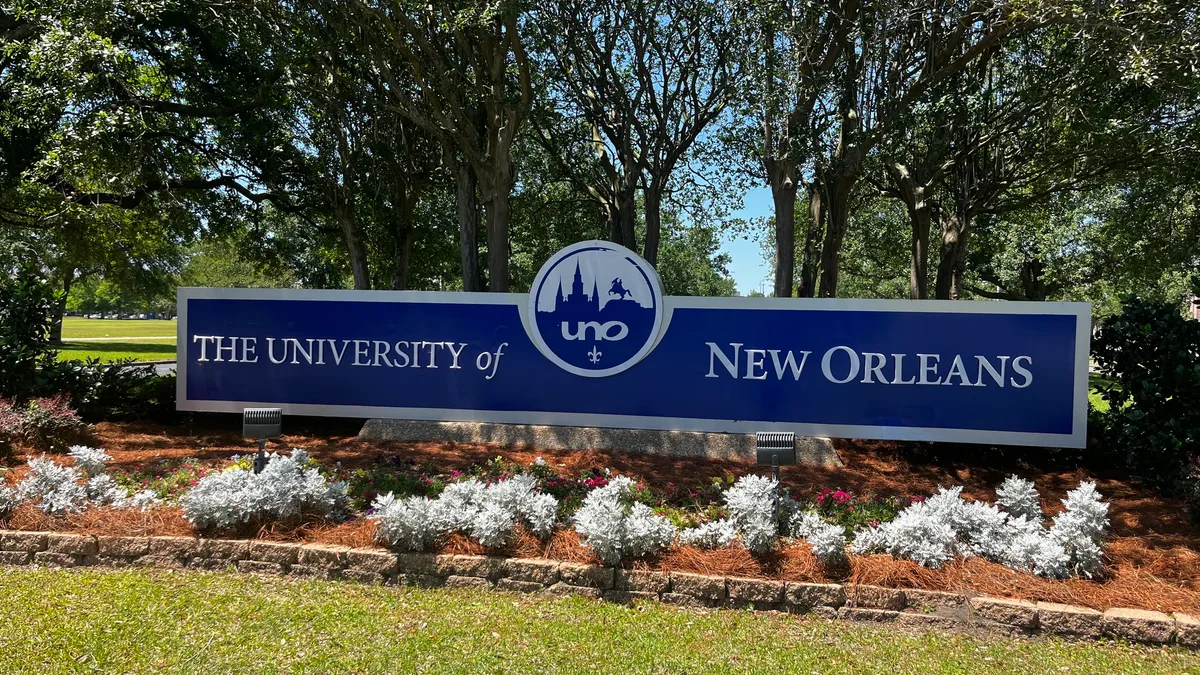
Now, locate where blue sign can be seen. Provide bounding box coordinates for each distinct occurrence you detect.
[177,241,1091,448]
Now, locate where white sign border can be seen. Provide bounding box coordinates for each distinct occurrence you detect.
[176,287,1091,449]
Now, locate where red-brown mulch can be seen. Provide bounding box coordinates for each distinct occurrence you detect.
[2,419,1198,615]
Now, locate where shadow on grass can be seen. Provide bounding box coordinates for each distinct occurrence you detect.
[58,341,177,361]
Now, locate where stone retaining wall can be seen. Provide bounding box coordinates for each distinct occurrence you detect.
[1,530,1195,649]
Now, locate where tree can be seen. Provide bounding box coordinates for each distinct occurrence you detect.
[535,0,739,265]
[351,0,534,292]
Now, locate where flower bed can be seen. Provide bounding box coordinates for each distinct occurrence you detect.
[0,530,1196,649]
[1,420,1198,617]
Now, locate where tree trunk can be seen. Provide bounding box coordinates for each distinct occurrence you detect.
[935,211,969,299]
[769,177,797,298]
[817,175,855,298]
[391,189,417,290]
[798,182,823,298]
[49,269,74,345]
[452,161,482,292]
[643,186,663,266]
[618,171,638,252]
[334,202,371,290]
[908,203,931,300]
[484,188,510,292]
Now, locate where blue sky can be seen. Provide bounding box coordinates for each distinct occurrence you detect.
[720,185,773,295]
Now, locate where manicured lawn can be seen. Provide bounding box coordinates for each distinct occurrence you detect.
[61,317,176,339]
[0,568,1195,674]
[56,340,177,363]
[57,318,176,362]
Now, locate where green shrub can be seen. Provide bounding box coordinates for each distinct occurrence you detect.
[1092,297,1199,515]
[0,276,59,401]
[37,359,176,423]
[20,396,92,453]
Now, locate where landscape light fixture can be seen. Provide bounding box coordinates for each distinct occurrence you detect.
[755,431,796,482]
[242,408,282,474]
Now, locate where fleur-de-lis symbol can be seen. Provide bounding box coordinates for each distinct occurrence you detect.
[588,345,602,364]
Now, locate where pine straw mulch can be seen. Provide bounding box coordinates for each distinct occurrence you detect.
[0,418,1198,615]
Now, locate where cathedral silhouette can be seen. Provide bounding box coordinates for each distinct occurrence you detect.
[555,261,602,317]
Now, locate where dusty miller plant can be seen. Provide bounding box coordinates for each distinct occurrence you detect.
[181,449,348,530]
[370,493,433,551]
[0,484,17,518]
[790,511,848,566]
[18,455,87,515]
[67,445,111,478]
[724,474,793,554]
[573,476,677,564]
[851,481,1109,578]
[372,474,560,551]
[995,475,1042,521]
[678,519,738,549]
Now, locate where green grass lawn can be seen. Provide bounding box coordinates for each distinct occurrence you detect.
[58,317,176,362]
[61,317,176,339]
[56,340,177,363]
[0,568,1195,674]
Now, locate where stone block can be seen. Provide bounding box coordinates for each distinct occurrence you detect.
[289,564,340,580]
[47,533,98,556]
[249,541,300,565]
[558,562,614,589]
[0,550,31,565]
[1037,602,1102,638]
[1101,608,1175,644]
[602,590,657,605]
[135,554,186,570]
[33,551,77,568]
[405,573,445,588]
[342,569,384,585]
[97,536,149,558]
[445,575,492,590]
[149,536,197,558]
[1172,613,1200,648]
[838,607,899,622]
[297,544,350,568]
[0,531,48,552]
[436,554,502,580]
[970,597,1038,629]
[544,582,602,599]
[727,578,785,604]
[501,558,560,585]
[895,612,962,630]
[904,589,965,611]
[345,549,399,576]
[94,556,134,568]
[847,585,905,611]
[784,582,846,608]
[496,578,544,594]
[236,560,285,575]
[396,552,439,576]
[670,572,726,602]
[808,606,839,620]
[615,569,670,593]
[660,592,706,608]
[197,538,250,560]
[188,558,236,572]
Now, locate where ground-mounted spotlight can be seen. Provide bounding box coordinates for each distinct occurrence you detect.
[242,408,282,474]
[755,431,795,482]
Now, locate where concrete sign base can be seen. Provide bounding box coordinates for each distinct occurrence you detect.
[358,419,843,467]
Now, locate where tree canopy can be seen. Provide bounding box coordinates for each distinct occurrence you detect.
[1,0,1195,315]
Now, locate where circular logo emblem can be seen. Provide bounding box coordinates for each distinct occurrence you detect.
[526,241,664,377]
